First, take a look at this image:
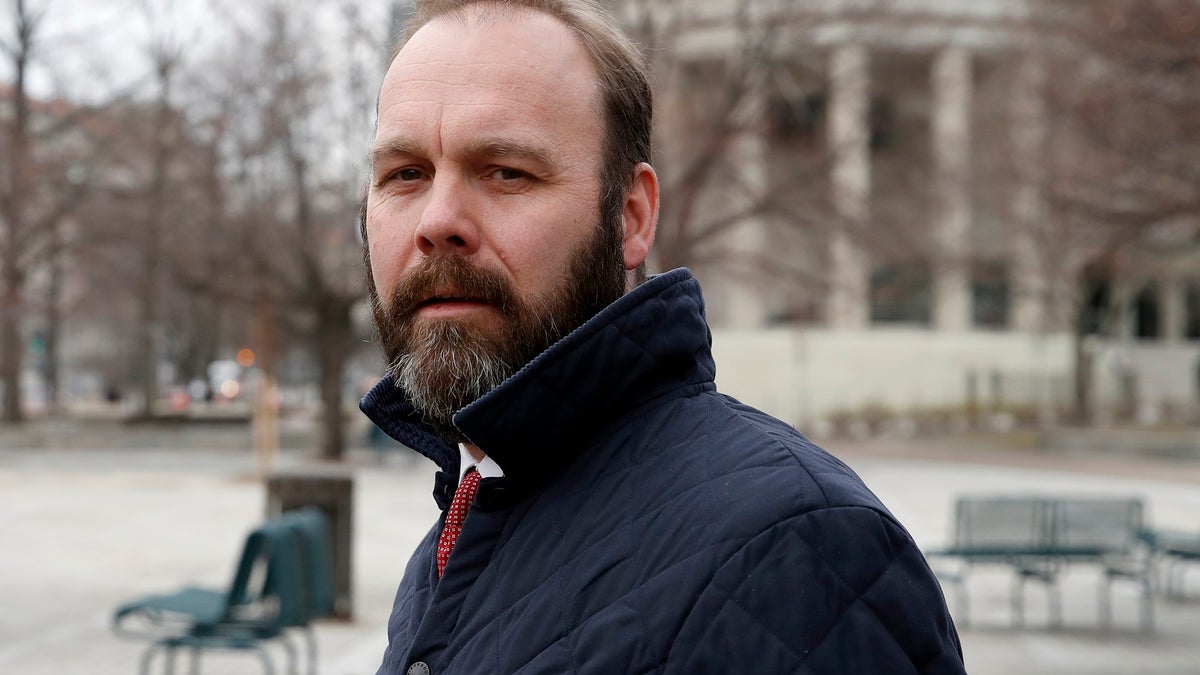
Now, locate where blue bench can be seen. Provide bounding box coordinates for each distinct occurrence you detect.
[113,507,336,674]
[926,495,1152,631]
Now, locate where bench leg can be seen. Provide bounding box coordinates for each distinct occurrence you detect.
[1049,581,1063,629]
[280,637,297,675]
[1175,559,1197,598]
[1147,554,1160,597]
[254,645,276,675]
[139,643,163,675]
[1012,564,1060,629]
[1162,559,1176,598]
[1170,559,1187,599]
[164,644,178,675]
[1140,574,1155,633]
[1099,566,1155,633]
[1010,575,1025,628]
[297,626,318,675]
[956,579,969,629]
[188,645,201,675]
[1099,576,1112,629]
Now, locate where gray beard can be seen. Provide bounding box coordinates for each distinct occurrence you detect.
[369,204,626,444]
[389,306,560,438]
[392,324,506,427]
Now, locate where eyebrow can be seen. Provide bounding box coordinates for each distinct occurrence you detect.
[368,137,425,172]
[462,137,561,171]
[368,135,563,174]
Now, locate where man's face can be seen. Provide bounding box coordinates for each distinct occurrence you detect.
[364,8,626,437]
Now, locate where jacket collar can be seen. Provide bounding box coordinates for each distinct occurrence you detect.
[359,268,716,486]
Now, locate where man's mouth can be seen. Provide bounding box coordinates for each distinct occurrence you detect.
[417,293,491,313]
[422,295,466,305]
[421,289,472,304]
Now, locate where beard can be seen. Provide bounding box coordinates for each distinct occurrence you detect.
[368,210,626,443]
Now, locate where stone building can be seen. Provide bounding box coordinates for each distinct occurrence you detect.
[616,0,1200,426]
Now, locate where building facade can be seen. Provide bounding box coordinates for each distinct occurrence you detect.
[623,0,1200,425]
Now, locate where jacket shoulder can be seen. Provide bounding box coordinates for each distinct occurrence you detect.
[642,393,964,673]
[650,390,895,519]
[666,505,965,674]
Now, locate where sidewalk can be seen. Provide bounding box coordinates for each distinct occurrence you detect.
[839,439,1200,675]
[2,435,1200,674]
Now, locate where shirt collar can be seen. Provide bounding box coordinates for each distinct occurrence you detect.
[458,443,505,481]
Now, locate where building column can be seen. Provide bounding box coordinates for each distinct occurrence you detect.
[932,46,972,331]
[1009,54,1049,332]
[1161,274,1187,342]
[723,65,771,329]
[827,44,871,330]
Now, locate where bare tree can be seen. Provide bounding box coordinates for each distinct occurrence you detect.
[0,0,41,422]
[0,0,101,421]
[1037,0,1200,420]
[128,0,183,418]
[183,0,377,459]
[614,2,828,286]
[605,0,930,325]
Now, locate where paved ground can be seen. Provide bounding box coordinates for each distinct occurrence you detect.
[2,429,1200,674]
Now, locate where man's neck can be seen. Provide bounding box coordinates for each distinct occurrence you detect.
[464,442,486,464]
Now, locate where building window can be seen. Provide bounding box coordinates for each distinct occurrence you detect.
[1186,282,1200,340]
[766,299,822,326]
[870,261,931,325]
[1080,266,1111,336]
[768,92,825,144]
[869,97,894,152]
[1133,283,1160,340]
[971,260,1009,329]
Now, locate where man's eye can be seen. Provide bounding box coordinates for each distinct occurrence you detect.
[394,168,425,181]
[488,167,528,181]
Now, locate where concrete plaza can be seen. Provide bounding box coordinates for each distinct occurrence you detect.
[2,428,1200,674]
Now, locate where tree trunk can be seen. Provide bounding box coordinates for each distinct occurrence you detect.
[2,1,33,423]
[0,281,22,423]
[43,254,62,410]
[137,61,175,418]
[317,302,352,461]
[136,222,162,418]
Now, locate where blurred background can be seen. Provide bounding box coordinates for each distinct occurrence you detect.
[2,0,1199,451]
[2,0,1200,673]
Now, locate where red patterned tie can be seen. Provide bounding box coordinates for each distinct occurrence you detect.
[437,468,481,578]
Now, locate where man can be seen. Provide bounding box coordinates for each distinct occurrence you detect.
[360,1,966,673]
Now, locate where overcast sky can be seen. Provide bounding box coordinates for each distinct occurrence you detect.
[4,0,392,103]
[4,0,201,101]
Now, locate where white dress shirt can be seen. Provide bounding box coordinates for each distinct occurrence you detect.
[458,443,505,481]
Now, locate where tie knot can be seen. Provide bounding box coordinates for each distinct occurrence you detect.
[436,468,482,577]
[457,468,482,503]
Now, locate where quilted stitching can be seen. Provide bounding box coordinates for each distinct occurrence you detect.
[786,513,909,667]
[668,506,934,674]
[404,458,933,673]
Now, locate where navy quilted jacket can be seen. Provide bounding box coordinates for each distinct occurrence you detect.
[361,268,965,675]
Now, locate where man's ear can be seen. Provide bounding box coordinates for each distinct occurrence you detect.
[621,162,658,271]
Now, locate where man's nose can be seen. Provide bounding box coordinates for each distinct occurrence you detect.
[413,174,480,256]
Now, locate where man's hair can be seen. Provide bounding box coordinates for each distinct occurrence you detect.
[394,0,653,266]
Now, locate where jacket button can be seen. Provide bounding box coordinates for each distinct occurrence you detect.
[407,663,431,675]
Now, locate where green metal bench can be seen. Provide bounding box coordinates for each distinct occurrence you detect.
[113,507,336,674]
[1143,527,1200,599]
[926,495,1152,631]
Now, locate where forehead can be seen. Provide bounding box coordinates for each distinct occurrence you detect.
[377,8,603,151]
